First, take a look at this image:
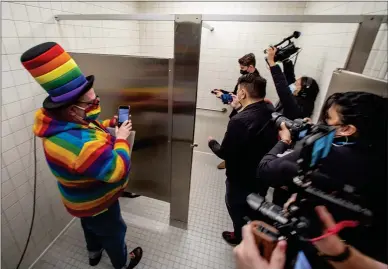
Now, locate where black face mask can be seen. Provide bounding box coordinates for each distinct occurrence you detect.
[240,69,249,75]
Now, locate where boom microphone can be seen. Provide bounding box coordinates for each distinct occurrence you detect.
[264,31,301,53]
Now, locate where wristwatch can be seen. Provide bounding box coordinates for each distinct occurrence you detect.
[318,245,351,262]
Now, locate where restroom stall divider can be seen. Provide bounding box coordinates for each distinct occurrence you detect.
[55,14,387,229]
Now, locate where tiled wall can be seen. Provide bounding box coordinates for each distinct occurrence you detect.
[1,2,140,268]
[137,1,387,151]
[137,2,306,152]
[297,1,388,120]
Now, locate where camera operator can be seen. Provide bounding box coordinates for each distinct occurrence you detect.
[266,47,319,120]
[212,53,261,170]
[257,91,387,264]
[213,53,261,118]
[234,206,387,269]
[208,74,278,245]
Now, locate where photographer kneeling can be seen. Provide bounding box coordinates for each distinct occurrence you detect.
[266,47,319,120]
[257,91,387,264]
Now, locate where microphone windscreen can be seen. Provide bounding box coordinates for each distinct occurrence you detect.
[293,31,301,38]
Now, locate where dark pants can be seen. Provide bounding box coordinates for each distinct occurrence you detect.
[80,201,127,269]
[225,180,260,241]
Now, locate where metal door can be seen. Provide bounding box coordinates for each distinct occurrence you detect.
[70,53,172,202]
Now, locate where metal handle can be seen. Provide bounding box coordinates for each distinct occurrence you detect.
[190,143,198,148]
[196,107,227,113]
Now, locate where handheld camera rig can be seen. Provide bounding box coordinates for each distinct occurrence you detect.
[264,31,301,62]
[247,116,373,266]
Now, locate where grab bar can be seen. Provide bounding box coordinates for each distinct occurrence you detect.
[196,107,227,113]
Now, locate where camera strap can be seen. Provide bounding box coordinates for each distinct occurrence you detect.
[308,220,359,243]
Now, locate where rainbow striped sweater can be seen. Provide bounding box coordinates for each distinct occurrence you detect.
[33,108,131,217]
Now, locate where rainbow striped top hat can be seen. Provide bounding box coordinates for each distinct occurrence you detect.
[21,42,94,109]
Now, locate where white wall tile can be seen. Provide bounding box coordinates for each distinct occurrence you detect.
[6,54,23,70]
[2,71,15,88]
[2,87,20,104]
[9,115,26,133]
[2,55,11,71]
[9,3,29,21]
[13,128,30,145]
[2,38,22,54]
[16,181,31,199]
[2,148,21,167]
[2,168,11,183]
[4,201,22,221]
[40,8,54,23]
[11,70,30,86]
[2,134,16,153]
[4,101,22,118]
[2,2,13,20]
[23,111,35,126]
[2,106,9,121]
[14,21,33,38]
[1,180,15,197]
[20,97,36,114]
[17,139,32,157]
[2,20,18,37]
[11,170,28,188]
[16,83,33,100]
[26,5,43,22]
[2,120,12,137]
[2,190,19,210]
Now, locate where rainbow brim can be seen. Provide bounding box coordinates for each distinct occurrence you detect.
[43,75,94,110]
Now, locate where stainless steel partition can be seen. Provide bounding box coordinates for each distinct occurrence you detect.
[71,53,172,202]
[170,15,202,228]
[324,69,388,99]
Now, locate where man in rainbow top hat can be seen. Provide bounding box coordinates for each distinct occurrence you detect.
[22,42,143,269]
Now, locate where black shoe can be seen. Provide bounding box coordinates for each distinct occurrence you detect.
[89,249,103,266]
[127,247,143,269]
[222,231,241,246]
[122,192,141,198]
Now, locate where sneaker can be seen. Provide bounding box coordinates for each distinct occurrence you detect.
[126,247,143,269]
[222,231,241,246]
[217,161,226,170]
[89,249,103,266]
[122,192,141,198]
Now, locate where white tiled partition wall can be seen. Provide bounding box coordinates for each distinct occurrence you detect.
[1,1,140,268]
[137,2,306,153]
[296,1,388,120]
[136,1,387,152]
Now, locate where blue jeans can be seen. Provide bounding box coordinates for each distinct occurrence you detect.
[81,201,127,269]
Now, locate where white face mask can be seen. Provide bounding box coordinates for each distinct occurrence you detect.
[289,83,297,93]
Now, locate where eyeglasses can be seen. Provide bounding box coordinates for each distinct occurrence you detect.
[78,95,100,106]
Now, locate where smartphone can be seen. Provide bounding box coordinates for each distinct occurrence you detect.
[294,251,312,269]
[118,105,130,127]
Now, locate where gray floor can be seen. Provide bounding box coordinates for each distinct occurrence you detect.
[32,151,236,269]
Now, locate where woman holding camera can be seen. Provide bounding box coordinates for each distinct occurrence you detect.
[266,47,319,120]
[257,91,387,265]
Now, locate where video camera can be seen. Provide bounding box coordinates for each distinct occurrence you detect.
[264,31,301,62]
[272,112,311,142]
[246,119,373,266]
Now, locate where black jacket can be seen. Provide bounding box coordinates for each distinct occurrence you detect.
[258,141,387,264]
[209,101,278,195]
[229,69,261,119]
[272,60,315,120]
